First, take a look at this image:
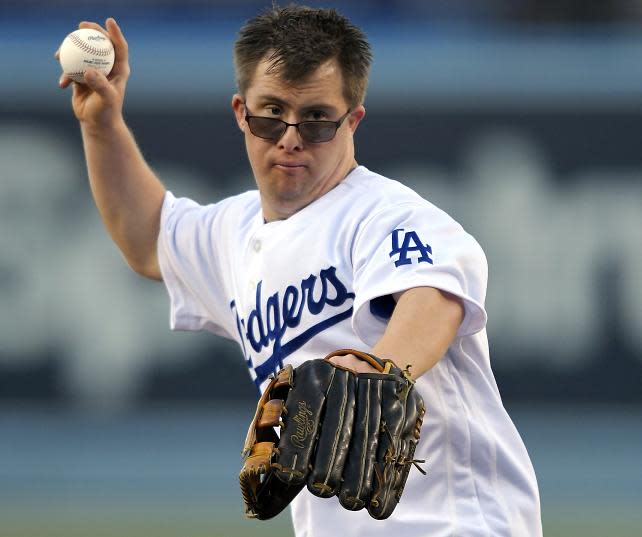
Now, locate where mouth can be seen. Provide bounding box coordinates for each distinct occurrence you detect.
[274,162,307,169]
[273,162,308,176]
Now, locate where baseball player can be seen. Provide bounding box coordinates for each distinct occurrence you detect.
[58,6,543,536]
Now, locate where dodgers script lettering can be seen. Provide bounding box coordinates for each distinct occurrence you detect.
[230,265,355,389]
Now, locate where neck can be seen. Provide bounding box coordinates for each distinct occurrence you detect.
[262,160,359,223]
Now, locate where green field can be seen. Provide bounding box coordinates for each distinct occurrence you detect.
[2,407,640,537]
[2,503,641,537]
[1,502,294,537]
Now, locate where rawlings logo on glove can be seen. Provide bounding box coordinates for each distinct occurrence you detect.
[239,349,426,520]
[290,401,314,448]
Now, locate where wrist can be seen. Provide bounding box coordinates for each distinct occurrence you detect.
[80,114,127,139]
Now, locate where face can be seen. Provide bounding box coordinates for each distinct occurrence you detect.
[232,57,366,222]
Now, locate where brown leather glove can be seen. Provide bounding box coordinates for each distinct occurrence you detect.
[239,349,426,520]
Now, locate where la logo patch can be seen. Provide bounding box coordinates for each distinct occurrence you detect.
[389,228,433,267]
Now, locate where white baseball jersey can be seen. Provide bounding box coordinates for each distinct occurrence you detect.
[157,166,542,536]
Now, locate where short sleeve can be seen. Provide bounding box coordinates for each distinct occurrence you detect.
[351,201,488,346]
[157,191,234,338]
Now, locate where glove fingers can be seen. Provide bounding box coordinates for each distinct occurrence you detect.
[307,366,356,497]
[338,375,382,511]
[394,390,425,496]
[275,360,336,486]
[368,377,406,520]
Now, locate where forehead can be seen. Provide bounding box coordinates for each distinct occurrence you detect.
[244,57,347,109]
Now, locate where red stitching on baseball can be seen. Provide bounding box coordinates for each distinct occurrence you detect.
[69,33,113,57]
[67,71,87,82]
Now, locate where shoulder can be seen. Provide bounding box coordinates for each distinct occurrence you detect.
[162,189,261,228]
[343,166,427,208]
[344,166,469,236]
[346,167,487,267]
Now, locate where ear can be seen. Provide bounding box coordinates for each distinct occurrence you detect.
[348,105,366,133]
[231,94,246,131]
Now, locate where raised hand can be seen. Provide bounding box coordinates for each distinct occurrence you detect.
[55,18,130,128]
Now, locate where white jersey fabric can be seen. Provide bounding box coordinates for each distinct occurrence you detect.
[157,166,542,537]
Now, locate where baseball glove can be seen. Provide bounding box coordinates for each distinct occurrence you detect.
[239,349,426,521]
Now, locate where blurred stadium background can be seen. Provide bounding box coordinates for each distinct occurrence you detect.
[1,1,642,536]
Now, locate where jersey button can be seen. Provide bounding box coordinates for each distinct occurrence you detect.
[253,239,262,252]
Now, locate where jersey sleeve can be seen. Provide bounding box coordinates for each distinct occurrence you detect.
[156,191,234,339]
[351,201,488,346]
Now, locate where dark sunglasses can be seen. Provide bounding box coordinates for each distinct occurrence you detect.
[244,105,351,144]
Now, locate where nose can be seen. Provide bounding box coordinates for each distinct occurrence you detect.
[278,124,303,151]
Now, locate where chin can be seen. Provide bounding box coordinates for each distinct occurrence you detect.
[270,176,308,199]
[270,191,311,216]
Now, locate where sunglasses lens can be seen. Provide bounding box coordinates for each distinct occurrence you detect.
[246,114,341,143]
[299,122,337,143]
[248,117,285,141]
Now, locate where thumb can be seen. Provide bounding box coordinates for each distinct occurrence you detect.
[83,69,112,97]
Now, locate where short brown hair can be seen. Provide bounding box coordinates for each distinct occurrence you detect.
[234,5,372,108]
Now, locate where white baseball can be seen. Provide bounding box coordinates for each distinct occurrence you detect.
[59,28,115,83]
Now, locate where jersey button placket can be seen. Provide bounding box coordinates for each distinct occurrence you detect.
[246,236,263,299]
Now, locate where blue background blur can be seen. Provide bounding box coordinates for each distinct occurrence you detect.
[1,1,641,536]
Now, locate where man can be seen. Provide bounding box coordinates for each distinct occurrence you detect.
[58,6,542,536]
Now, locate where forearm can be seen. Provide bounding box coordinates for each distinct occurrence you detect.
[81,118,166,279]
[371,287,464,379]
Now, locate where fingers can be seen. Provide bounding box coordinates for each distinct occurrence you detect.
[78,20,109,36]
[329,354,379,374]
[105,18,130,81]
[82,69,114,99]
[59,74,72,89]
[105,18,128,57]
